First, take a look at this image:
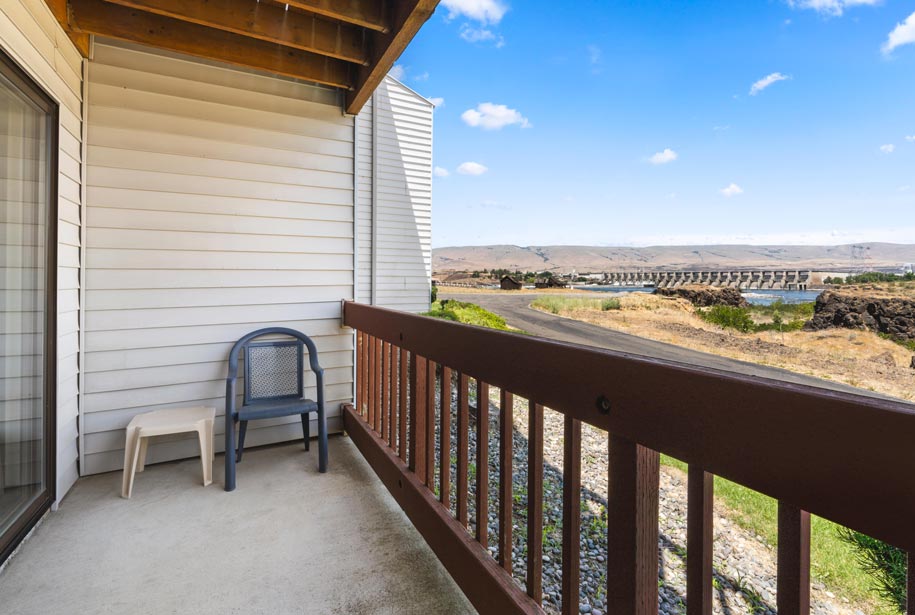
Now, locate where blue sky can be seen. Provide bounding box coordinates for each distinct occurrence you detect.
[393,0,915,248]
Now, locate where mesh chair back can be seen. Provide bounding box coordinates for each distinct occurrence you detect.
[243,340,304,404]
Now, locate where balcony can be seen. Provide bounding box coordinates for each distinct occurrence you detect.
[2,301,913,615]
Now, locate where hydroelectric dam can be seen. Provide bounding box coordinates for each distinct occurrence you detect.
[595,270,840,290]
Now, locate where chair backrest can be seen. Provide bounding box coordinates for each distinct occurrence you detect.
[226,328,324,406]
[244,340,303,404]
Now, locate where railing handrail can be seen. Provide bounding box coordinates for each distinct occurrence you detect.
[343,300,915,552]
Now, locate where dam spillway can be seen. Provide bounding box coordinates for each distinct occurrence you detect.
[598,270,822,290]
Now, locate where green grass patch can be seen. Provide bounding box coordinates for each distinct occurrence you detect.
[660,455,894,613]
[424,300,511,331]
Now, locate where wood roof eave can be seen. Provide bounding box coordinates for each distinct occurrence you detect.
[45,0,440,114]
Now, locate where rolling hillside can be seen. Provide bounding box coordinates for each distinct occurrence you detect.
[433,243,915,273]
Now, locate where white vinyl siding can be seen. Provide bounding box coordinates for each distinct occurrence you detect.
[0,0,82,500]
[355,79,432,312]
[82,41,354,475]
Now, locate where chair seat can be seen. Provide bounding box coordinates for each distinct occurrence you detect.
[237,398,317,421]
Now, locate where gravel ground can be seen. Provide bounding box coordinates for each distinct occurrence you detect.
[426,380,865,615]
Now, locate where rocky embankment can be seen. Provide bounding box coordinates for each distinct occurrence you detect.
[805,287,915,341]
[654,285,748,308]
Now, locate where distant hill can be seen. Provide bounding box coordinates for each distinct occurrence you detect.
[433,243,915,274]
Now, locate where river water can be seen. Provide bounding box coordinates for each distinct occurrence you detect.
[576,286,821,305]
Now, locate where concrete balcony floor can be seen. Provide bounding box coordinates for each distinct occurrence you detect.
[0,436,475,615]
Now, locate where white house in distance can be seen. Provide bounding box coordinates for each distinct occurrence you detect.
[1,0,435,564]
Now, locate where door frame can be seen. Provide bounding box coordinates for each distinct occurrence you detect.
[0,46,58,565]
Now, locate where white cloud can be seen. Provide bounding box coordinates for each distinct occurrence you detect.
[414,71,430,82]
[460,25,495,42]
[899,185,911,192]
[433,166,450,178]
[649,148,679,165]
[457,161,489,176]
[720,183,744,198]
[906,135,915,142]
[441,0,508,25]
[389,64,406,81]
[882,11,915,56]
[749,73,791,96]
[587,45,602,65]
[461,103,530,130]
[880,144,895,153]
[429,97,445,108]
[786,0,880,17]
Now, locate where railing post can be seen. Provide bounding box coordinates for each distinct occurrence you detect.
[561,416,582,615]
[373,335,382,433]
[398,348,407,462]
[388,343,397,450]
[687,466,714,615]
[908,551,913,615]
[367,336,375,426]
[356,331,364,415]
[381,341,389,443]
[607,434,660,615]
[426,360,437,488]
[527,402,544,604]
[409,356,427,483]
[476,381,490,548]
[456,373,470,526]
[777,502,811,615]
[440,367,452,508]
[905,551,915,615]
[498,389,513,573]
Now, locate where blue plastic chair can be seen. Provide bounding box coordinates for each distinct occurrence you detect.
[224,327,327,491]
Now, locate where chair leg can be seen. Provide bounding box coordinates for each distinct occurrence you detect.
[225,415,237,492]
[197,422,212,487]
[317,407,328,473]
[136,437,149,473]
[121,427,140,498]
[301,413,310,452]
[236,420,248,463]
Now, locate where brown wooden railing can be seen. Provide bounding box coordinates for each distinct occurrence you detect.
[341,301,915,615]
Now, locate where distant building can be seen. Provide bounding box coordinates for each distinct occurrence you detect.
[500,275,523,290]
[535,277,568,289]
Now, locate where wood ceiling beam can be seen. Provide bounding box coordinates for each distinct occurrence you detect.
[283,0,389,33]
[45,0,90,56]
[68,0,353,90]
[99,0,369,65]
[345,0,438,115]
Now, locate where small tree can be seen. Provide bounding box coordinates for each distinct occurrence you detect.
[837,529,907,612]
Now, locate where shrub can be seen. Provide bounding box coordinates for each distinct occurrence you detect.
[698,305,756,333]
[424,300,510,331]
[601,298,621,311]
[837,529,907,612]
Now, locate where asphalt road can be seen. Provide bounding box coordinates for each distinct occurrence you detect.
[440,290,871,396]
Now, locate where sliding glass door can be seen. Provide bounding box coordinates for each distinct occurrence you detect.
[0,50,57,563]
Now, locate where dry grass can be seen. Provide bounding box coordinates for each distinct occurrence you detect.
[535,293,915,402]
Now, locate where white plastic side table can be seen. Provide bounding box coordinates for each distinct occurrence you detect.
[121,406,216,499]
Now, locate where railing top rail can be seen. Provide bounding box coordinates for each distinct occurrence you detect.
[343,301,915,551]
